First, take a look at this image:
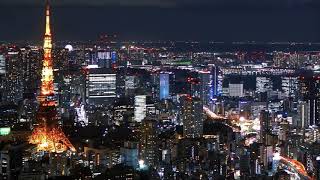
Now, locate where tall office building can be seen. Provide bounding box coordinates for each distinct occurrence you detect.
[151,72,172,100]
[134,95,147,123]
[260,110,270,144]
[181,96,203,138]
[296,101,310,129]
[199,70,213,106]
[3,47,23,104]
[115,67,126,97]
[299,74,320,126]
[0,54,5,100]
[140,118,158,167]
[208,64,222,97]
[22,47,42,95]
[198,66,222,111]
[1,46,41,103]
[159,73,170,100]
[125,75,139,96]
[86,68,117,105]
[281,76,298,98]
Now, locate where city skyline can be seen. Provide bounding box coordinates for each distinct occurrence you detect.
[0,0,320,179]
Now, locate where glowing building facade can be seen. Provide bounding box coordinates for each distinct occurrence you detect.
[134,95,147,123]
[86,68,117,105]
[159,73,169,100]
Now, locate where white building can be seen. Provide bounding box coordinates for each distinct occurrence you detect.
[228,83,244,97]
[134,95,147,122]
[297,101,310,128]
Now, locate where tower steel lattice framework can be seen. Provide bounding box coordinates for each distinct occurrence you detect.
[29,1,75,153]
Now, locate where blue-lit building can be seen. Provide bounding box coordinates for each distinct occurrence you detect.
[209,64,222,97]
[152,72,172,100]
[198,65,222,108]
[160,73,170,100]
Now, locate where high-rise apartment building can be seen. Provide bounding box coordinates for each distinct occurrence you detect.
[140,118,158,167]
[3,47,23,104]
[181,96,203,138]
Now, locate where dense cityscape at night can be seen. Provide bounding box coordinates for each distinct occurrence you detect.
[0,0,320,180]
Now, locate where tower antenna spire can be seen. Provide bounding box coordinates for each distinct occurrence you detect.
[45,0,51,36]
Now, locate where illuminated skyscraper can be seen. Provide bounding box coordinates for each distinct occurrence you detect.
[198,65,222,110]
[134,95,147,123]
[159,73,169,100]
[21,47,42,96]
[299,74,320,126]
[86,68,117,105]
[151,72,172,100]
[209,64,222,97]
[259,110,270,144]
[181,96,203,138]
[3,47,23,104]
[0,54,5,100]
[29,1,75,153]
[140,118,158,167]
[297,101,310,129]
[199,70,212,106]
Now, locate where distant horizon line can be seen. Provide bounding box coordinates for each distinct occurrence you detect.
[1,40,320,45]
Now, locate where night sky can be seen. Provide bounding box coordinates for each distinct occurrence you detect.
[0,0,320,42]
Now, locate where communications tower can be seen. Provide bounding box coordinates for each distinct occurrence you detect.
[29,0,75,153]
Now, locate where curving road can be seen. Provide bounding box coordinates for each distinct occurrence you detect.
[279,156,313,180]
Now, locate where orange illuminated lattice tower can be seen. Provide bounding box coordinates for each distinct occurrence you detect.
[29,0,75,153]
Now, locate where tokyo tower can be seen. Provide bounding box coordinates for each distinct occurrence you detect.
[29,0,75,153]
